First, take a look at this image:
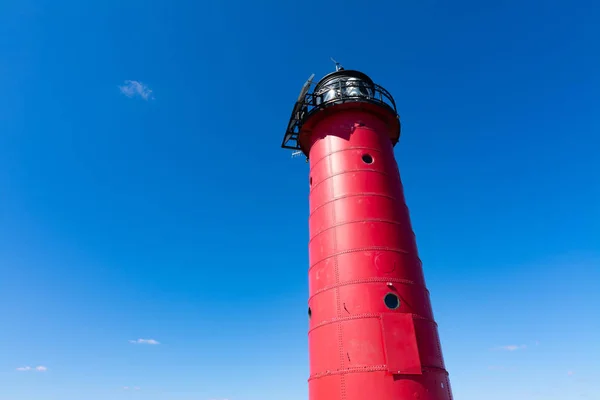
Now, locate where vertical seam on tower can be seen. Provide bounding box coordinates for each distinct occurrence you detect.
[328,137,346,400]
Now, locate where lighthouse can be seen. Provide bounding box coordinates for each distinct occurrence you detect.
[281,65,454,400]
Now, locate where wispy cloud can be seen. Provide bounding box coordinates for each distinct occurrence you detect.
[118,80,154,100]
[493,344,527,351]
[16,365,47,372]
[568,371,575,376]
[129,338,160,345]
[487,365,519,372]
[123,386,141,390]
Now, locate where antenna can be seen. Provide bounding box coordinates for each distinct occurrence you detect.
[291,150,309,163]
[330,57,344,71]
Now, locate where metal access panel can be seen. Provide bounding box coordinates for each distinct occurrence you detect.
[381,313,422,375]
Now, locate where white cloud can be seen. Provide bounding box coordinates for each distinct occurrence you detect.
[568,371,575,376]
[129,338,160,345]
[494,344,527,351]
[134,387,141,390]
[118,80,154,100]
[16,365,47,372]
[123,386,130,390]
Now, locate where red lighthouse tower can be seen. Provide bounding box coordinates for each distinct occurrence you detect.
[282,64,454,400]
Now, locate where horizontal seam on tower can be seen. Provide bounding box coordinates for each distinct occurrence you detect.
[308,365,450,381]
[309,313,380,334]
[308,218,403,245]
[310,168,391,193]
[309,193,398,216]
[308,365,387,380]
[308,277,428,302]
[422,366,450,375]
[310,145,382,171]
[308,313,438,334]
[309,247,410,273]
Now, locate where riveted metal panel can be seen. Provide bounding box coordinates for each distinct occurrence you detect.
[381,313,422,375]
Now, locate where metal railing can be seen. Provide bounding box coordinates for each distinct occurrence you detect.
[282,78,398,151]
[310,78,397,113]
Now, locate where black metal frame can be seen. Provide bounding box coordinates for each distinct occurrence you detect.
[281,78,399,151]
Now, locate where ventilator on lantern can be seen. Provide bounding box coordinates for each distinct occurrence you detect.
[281,64,454,400]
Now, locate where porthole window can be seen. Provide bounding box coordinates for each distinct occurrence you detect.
[362,154,374,164]
[309,177,313,186]
[384,293,400,309]
[308,307,312,319]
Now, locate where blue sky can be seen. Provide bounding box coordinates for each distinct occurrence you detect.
[0,0,599,399]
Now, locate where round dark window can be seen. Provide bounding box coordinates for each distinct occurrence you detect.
[362,154,374,164]
[384,293,400,309]
[308,307,312,319]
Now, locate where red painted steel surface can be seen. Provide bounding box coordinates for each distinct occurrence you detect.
[304,107,453,400]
